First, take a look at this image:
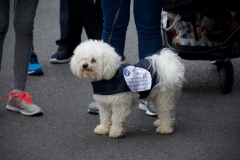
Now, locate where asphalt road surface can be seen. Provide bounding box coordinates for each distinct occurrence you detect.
[0,1,240,160]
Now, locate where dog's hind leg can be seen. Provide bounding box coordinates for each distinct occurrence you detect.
[151,90,178,134]
[109,104,131,138]
[94,103,112,135]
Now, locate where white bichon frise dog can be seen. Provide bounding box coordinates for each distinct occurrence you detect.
[70,40,185,138]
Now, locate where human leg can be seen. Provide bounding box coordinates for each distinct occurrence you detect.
[134,0,162,60]
[56,0,83,53]
[134,0,162,115]
[95,0,103,33]
[13,0,39,90]
[6,0,42,115]
[87,0,130,113]
[0,0,10,100]
[73,0,102,40]
[50,0,84,63]
[101,0,131,60]
[0,0,10,81]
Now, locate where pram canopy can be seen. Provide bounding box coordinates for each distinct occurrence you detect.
[163,0,229,13]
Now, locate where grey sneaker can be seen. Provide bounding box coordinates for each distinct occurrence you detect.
[139,100,147,110]
[6,92,43,116]
[139,100,157,116]
[146,101,157,116]
[88,101,99,114]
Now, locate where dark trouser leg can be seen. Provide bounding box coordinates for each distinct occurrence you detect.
[13,0,39,90]
[0,0,10,94]
[95,0,103,34]
[56,0,83,53]
[73,0,102,40]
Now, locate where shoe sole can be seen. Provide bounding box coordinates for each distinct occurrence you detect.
[6,104,43,116]
[88,109,99,114]
[146,109,157,116]
[28,70,43,75]
[211,61,217,65]
[50,57,71,63]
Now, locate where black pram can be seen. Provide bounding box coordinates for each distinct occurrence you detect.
[162,0,240,94]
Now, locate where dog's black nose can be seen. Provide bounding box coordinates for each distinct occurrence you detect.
[82,63,88,69]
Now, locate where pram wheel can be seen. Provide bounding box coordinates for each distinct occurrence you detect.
[217,59,234,94]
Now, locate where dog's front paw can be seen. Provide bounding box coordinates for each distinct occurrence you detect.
[154,119,161,127]
[156,125,174,134]
[109,127,125,138]
[94,125,110,135]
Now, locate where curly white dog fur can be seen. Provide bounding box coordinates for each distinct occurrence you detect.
[70,40,185,138]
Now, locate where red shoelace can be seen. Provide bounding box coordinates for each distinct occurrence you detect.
[9,92,33,104]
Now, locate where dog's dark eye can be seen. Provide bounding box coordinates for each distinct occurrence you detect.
[91,58,96,63]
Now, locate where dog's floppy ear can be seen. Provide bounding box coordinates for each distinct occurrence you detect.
[101,44,122,80]
[70,44,84,78]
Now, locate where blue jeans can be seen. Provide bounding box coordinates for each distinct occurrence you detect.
[101,0,162,60]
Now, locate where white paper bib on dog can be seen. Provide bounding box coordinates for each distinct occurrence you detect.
[123,65,152,92]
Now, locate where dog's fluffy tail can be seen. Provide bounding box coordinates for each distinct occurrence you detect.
[146,48,185,91]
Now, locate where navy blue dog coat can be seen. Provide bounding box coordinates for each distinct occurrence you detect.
[91,59,159,99]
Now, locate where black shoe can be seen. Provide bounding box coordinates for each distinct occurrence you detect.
[50,50,73,63]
